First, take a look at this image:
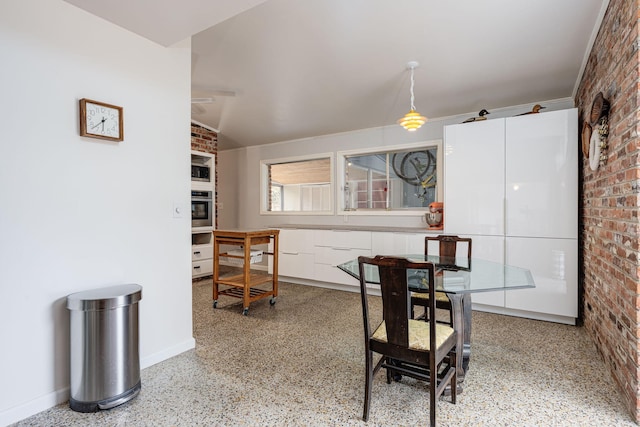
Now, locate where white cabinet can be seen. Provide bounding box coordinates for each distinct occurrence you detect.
[443,108,578,324]
[505,237,578,318]
[192,232,213,278]
[314,230,371,286]
[192,244,213,261]
[276,229,315,280]
[314,230,371,249]
[505,110,578,239]
[462,235,505,306]
[444,119,505,236]
[191,150,215,278]
[371,232,426,256]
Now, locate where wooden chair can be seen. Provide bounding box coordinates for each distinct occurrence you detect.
[411,235,472,323]
[358,255,457,427]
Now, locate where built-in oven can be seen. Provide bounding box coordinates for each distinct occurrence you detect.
[191,190,213,227]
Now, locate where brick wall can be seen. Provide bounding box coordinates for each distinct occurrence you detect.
[574,0,640,420]
[191,123,217,155]
[191,123,218,228]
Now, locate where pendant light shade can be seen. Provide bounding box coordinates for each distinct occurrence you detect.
[398,61,427,131]
[398,109,427,131]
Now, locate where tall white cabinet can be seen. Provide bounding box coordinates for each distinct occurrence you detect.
[444,108,578,324]
[191,151,215,278]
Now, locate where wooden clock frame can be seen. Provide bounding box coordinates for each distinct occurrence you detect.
[79,98,124,142]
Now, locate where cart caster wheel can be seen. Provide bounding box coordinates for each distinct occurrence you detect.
[269,297,276,306]
[213,300,218,309]
[242,308,249,316]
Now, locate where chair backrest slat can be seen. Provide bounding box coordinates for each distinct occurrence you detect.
[425,235,472,263]
[378,262,410,347]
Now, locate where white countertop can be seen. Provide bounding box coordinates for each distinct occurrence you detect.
[271,224,443,233]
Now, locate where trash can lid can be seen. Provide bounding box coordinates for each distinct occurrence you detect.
[66,284,142,311]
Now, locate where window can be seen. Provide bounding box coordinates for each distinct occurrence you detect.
[338,141,442,213]
[261,155,333,214]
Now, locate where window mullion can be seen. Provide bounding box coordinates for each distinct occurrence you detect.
[385,153,390,210]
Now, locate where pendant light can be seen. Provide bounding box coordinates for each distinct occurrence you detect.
[397,61,427,131]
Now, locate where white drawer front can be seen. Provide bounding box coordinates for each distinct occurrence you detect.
[193,259,213,277]
[279,252,315,280]
[314,230,371,249]
[278,229,316,253]
[314,263,361,286]
[192,245,213,261]
[315,246,371,266]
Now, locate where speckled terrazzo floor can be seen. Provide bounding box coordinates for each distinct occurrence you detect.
[13,273,637,426]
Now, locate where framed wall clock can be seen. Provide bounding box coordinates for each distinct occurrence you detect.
[79,98,124,141]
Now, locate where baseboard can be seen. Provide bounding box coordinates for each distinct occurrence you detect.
[141,337,196,369]
[1,338,196,426]
[472,303,577,325]
[278,275,381,296]
[0,386,69,427]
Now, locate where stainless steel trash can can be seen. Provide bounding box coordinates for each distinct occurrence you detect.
[66,284,142,412]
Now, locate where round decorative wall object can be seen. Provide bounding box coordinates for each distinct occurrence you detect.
[589,124,602,171]
[590,92,609,125]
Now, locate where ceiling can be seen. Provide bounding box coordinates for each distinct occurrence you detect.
[65,0,607,150]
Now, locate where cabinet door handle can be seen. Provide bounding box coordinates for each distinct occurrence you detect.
[194,266,201,269]
[332,247,351,251]
[282,251,299,255]
[194,251,201,255]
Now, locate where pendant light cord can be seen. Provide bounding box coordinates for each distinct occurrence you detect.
[410,66,416,111]
[397,61,427,131]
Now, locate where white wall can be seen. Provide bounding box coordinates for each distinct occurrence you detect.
[0,1,194,424]
[217,99,574,231]
[217,148,243,229]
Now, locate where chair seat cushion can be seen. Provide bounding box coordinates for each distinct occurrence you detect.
[372,319,454,351]
[412,291,450,302]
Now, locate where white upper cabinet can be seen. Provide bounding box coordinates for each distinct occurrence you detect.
[505,109,578,239]
[444,119,505,236]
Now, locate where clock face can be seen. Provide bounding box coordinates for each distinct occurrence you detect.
[79,98,123,141]
[85,102,120,138]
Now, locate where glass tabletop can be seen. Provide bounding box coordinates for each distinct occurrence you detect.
[337,254,535,294]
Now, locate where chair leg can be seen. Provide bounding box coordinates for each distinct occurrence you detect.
[450,350,457,405]
[430,374,436,427]
[363,349,372,421]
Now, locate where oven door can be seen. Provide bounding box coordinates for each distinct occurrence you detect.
[191,191,213,227]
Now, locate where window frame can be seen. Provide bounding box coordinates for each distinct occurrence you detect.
[336,140,443,215]
[260,152,335,215]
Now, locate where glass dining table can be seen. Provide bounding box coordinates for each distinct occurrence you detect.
[337,255,535,387]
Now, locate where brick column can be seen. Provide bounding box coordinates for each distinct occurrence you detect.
[574,0,640,421]
[191,123,218,228]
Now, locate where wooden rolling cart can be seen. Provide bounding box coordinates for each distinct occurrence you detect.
[212,229,279,315]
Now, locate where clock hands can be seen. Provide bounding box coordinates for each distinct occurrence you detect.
[91,117,107,131]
